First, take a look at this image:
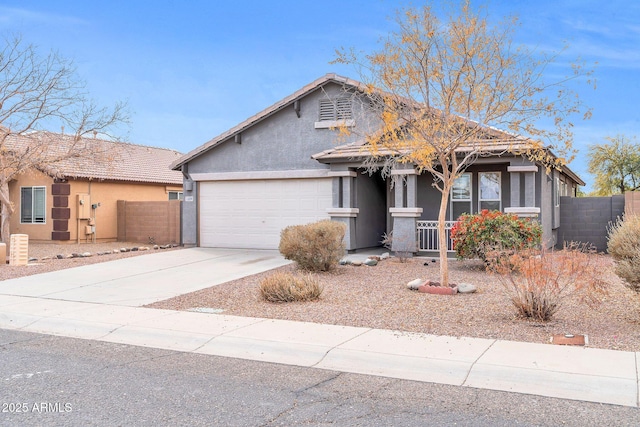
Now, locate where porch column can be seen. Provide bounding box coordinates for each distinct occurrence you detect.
[326,170,359,251]
[389,168,422,254]
[505,164,540,218]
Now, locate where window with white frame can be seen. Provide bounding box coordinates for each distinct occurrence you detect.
[479,172,501,211]
[451,173,472,220]
[168,191,183,200]
[555,177,561,207]
[21,186,46,224]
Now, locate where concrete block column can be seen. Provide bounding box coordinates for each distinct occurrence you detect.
[327,170,359,251]
[389,168,422,254]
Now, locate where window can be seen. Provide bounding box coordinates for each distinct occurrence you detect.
[319,98,353,121]
[451,173,472,220]
[21,186,46,224]
[168,191,183,200]
[479,172,501,211]
[554,177,561,207]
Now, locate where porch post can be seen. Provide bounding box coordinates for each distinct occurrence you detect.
[389,168,422,254]
[326,169,359,251]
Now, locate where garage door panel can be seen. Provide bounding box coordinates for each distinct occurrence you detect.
[199,179,332,249]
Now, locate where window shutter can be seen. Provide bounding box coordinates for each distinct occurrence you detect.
[319,100,335,121]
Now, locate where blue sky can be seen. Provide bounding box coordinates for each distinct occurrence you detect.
[2,1,639,191]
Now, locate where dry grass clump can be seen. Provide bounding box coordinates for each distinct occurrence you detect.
[492,243,610,321]
[259,271,323,303]
[278,220,346,272]
[608,215,640,293]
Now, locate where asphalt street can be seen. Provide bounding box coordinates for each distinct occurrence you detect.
[1,329,638,427]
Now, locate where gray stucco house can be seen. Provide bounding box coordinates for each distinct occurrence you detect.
[171,73,584,254]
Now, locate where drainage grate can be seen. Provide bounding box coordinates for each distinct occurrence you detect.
[187,307,225,314]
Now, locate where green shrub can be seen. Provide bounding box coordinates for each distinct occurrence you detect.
[279,220,346,271]
[259,272,323,302]
[451,210,542,263]
[607,215,640,293]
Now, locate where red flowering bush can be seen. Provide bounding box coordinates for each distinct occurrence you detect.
[450,210,542,263]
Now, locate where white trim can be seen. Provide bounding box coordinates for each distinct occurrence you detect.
[390,168,418,175]
[390,207,423,217]
[314,119,355,129]
[327,208,359,217]
[328,171,357,177]
[505,207,540,217]
[508,165,538,173]
[190,169,330,181]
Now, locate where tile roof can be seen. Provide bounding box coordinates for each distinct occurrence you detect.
[4,132,183,185]
[171,73,365,170]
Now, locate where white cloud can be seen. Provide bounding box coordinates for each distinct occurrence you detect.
[0,6,88,27]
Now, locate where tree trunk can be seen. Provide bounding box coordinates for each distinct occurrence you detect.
[0,179,14,250]
[437,186,450,287]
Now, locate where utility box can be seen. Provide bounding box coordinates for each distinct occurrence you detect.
[77,194,91,219]
[9,234,28,266]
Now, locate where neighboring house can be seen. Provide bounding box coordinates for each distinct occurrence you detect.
[172,73,583,253]
[7,133,183,243]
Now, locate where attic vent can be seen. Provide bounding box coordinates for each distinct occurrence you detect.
[319,98,353,121]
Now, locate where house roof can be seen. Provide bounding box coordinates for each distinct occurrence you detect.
[173,72,584,186]
[4,132,183,185]
[171,73,366,170]
[312,136,586,186]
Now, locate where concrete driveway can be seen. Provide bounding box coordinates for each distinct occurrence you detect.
[0,248,290,306]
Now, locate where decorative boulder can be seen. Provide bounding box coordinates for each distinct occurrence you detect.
[406,278,424,290]
[364,258,378,266]
[457,283,477,294]
[380,252,390,260]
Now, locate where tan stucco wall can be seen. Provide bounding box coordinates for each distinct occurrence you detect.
[9,171,182,243]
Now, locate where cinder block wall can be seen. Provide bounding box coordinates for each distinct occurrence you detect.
[117,200,180,244]
[557,195,625,252]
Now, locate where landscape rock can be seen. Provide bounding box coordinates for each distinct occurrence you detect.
[350,260,363,266]
[153,245,159,250]
[138,246,149,251]
[457,283,477,294]
[81,252,92,257]
[380,252,390,260]
[113,249,121,253]
[364,258,378,266]
[406,278,424,290]
[339,259,349,265]
[56,254,65,259]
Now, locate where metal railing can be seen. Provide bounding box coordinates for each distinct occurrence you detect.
[417,220,455,252]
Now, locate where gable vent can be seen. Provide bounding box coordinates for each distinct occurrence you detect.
[319,98,353,121]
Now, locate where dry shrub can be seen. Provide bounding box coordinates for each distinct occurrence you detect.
[492,243,609,321]
[607,215,640,293]
[279,220,346,271]
[259,272,323,303]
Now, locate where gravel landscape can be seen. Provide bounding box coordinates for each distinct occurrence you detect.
[149,253,640,352]
[2,243,638,352]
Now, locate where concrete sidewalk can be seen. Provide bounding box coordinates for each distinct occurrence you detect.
[0,248,638,408]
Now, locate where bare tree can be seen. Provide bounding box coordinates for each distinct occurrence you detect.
[334,2,593,287]
[0,35,128,243]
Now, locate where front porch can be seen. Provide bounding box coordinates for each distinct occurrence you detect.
[325,158,544,255]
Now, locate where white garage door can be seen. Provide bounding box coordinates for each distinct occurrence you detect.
[199,178,332,249]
